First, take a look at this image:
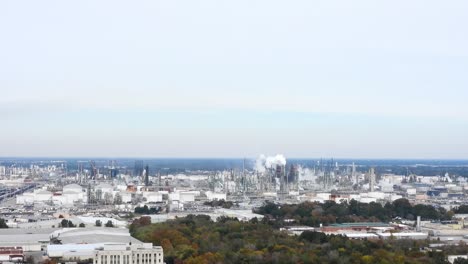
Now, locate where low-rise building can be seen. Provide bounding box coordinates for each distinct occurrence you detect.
[377,232,428,240]
[321,222,394,233]
[0,247,24,263]
[47,243,163,264]
[280,226,315,236]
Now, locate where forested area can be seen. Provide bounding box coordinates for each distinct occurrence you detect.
[130,214,468,264]
[129,199,468,263]
[254,198,454,227]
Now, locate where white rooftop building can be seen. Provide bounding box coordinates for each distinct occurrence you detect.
[0,227,141,252]
[48,243,163,264]
[16,184,88,206]
[205,191,227,201]
[143,192,163,203]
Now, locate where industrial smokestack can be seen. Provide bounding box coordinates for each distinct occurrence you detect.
[144,165,149,187]
[416,216,421,232]
[370,168,375,192]
[352,163,357,185]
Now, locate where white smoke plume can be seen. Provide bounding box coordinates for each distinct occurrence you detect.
[297,165,316,182]
[255,154,287,173]
[255,154,267,173]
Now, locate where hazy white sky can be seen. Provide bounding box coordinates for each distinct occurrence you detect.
[1,0,467,158]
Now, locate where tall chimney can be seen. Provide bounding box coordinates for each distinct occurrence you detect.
[144,165,149,187]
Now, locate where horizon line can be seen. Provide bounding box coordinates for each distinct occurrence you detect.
[0,156,467,161]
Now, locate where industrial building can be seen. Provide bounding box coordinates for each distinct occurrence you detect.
[320,222,396,233]
[48,243,163,264]
[0,227,141,252]
[16,184,88,206]
[0,247,24,263]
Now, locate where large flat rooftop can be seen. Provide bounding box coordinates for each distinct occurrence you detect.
[0,227,141,247]
[329,222,391,227]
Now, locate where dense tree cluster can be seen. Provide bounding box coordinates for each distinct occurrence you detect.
[135,205,160,214]
[254,199,452,227]
[130,214,460,264]
[0,218,8,228]
[454,258,468,264]
[203,199,235,209]
[453,205,468,214]
[93,219,114,227]
[59,219,75,228]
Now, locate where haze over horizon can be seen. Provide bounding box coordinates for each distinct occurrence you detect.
[1,1,468,159]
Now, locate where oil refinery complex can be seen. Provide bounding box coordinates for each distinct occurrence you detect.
[2,156,468,263]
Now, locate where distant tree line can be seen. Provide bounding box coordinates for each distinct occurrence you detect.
[372,166,468,178]
[203,199,235,209]
[452,205,468,214]
[134,205,160,214]
[254,198,453,227]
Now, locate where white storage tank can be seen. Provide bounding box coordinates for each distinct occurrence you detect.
[179,192,195,203]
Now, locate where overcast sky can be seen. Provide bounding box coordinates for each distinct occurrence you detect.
[1,0,467,158]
